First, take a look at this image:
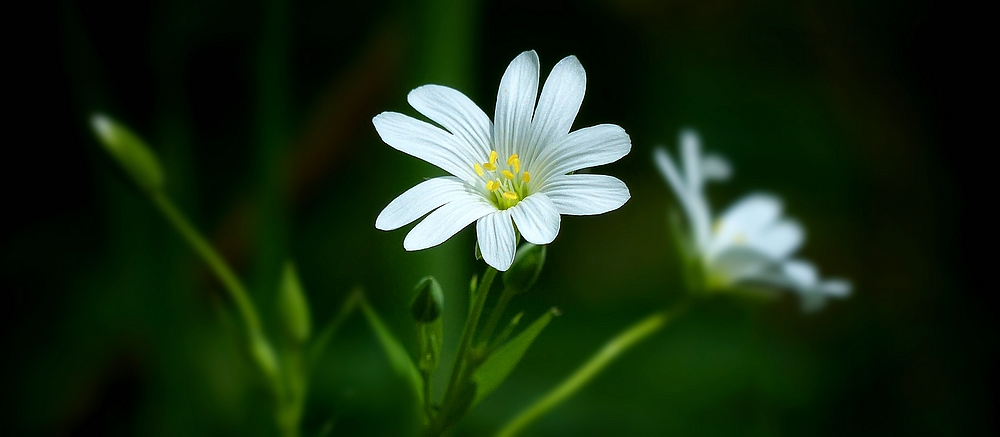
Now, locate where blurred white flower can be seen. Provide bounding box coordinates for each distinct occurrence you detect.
[374,51,631,271]
[654,130,850,311]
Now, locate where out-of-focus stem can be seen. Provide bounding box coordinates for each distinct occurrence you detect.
[434,266,496,434]
[496,300,693,437]
[150,191,263,336]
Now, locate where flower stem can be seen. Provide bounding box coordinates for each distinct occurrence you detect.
[435,266,497,434]
[150,191,264,337]
[495,300,693,437]
[476,285,516,352]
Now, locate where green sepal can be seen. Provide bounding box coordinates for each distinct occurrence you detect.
[277,262,312,345]
[411,276,444,323]
[502,243,546,294]
[417,319,443,375]
[360,298,423,404]
[668,208,706,294]
[90,113,165,192]
[471,307,559,406]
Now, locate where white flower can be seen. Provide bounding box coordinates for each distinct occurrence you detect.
[373,51,631,271]
[653,130,850,312]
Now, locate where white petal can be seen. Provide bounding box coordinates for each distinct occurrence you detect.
[791,265,851,312]
[710,194,783,257]
[539,174,630,216]
[681,129,703,193]
[819,279,852,297]
[525,55,586,165]
[702,153,731,181]
[781,259,818,288]
[403,194,496,251]
[407,85,493,159]
[510,193,561,245]
[376,177,470,230]
[653,147,687,203]
[654,146,711,250]
[494,51,540,159]
[533,124,631,183]
[709,247,774,285]
[750,219,804,259]
[477,210,516,271]
[373,112,479,181]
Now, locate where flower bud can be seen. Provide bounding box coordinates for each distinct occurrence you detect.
[90,113,164,192]
[248,332,280,382]
[277,262,312,345]
[410,276,444,323]
[503,243,546,294]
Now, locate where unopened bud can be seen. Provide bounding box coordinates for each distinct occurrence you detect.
[277,262,312,344]
[90,113,164,192]
[503,243,546,294]
[410,276,444,323]
[249,332,280,382]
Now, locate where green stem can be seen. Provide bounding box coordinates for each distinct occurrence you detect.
[476,285,516,352]
[436,266,496,433]
[496,300,693,437]
[150,191,263,336]
[422,370,434,424]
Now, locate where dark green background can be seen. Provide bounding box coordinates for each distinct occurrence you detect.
[4,0,992,435]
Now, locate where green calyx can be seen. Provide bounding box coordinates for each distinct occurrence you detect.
[411,276,444,323]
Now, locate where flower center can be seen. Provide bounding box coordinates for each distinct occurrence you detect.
[473,150,531,210]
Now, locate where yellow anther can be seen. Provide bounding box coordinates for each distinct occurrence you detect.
[502,191,518,200]
[507,154,519,165]
[502,170,515,180]
[483,162,496,171]
[512,158,521,174]
[474,163,484,176]
[489,150,498,165]
[486,180,499,191]
[522,171,531,183]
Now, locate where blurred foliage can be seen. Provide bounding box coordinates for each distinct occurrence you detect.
[3,0,994,436]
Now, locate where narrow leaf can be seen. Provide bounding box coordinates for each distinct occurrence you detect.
[360,298,423,403]
[471,308,559,406]
[307,289,362,371]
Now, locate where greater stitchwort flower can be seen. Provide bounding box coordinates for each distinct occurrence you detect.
[374,51,631,270]
[654,130,850,311]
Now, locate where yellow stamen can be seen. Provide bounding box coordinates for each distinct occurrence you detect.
[507,154,519,165]
[474,163,484,176]
[522,171,531,183]
[501,170,515,180]
[486,180,499,191]
[512,158,520,174]
[483,162,496,171]
[502,191,518,200]
[489,150,498,165]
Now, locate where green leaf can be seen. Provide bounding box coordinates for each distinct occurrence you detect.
[471,307,559,406]
[359,298,423,404]
[307,289,362,372]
